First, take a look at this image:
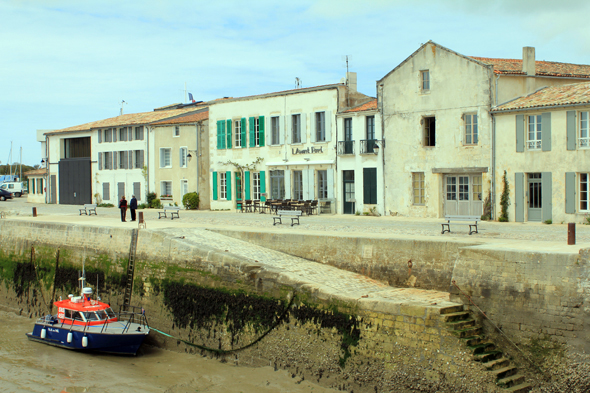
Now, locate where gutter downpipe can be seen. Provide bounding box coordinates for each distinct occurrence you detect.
[491,74,500,220]
[378,83,385,216]
[335,87,340,215]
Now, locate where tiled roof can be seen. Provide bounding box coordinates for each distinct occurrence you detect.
[341,99,377,113]
[151,109,209,125]
[24,168,47,176]
[47,107,207,134]
[492,82,590,112]
[471,57,590,78]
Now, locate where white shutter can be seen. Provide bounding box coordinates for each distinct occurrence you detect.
[327,169,334,199]
[325,110,332,142]
[302,169,310,200]
[280,115,285,145]
[311,112,316,142]
[159,149,164,168]
[301,113,307,143]
[284,170,291,199]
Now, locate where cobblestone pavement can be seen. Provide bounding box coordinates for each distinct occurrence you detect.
[3,197,589,311]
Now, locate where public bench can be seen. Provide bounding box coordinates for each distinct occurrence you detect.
[159,206,180,220]
[273,209,302,226]
[441,215,480,235]
[79,204,97,216]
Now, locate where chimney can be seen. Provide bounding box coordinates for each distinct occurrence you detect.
[522,47,536,76]
[346,72,357,92]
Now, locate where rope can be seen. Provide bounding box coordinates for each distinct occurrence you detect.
[151,293,296,354]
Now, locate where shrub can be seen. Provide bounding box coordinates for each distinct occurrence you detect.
[98,203,114,208]
[182,192,200,210]
[147,192,157,207]
[544,219,552,225]
[137,203,148,209]
[150,198,162,209]
[499,170,510,222]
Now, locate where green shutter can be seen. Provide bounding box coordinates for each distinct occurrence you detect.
[226,171,232,200]
[226,119,232,149]
[241,118,247,148]
[565,172,576,214]
[259,116,265,147]
[221,121,226,149]
[235,172,241,201]
[249,117,255,147]
[567,111,576,151]
[515,172,524,222]
[217,121,222,149]
[260,171,266,202]
[516,115,524,152]
[542,172,552,221]
[245,171,251,200]
[542,112,551,151]
[213,172,218,200]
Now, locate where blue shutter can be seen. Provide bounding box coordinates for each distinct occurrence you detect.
[542,112,551,151]
[515,173,524,222]
[212,172,218,200]
[260,171,266,202]
[245,171,251,200]
[567,111,576,151]
[249,117,255,147]
[226,171,232,200]
[542,172,552,221]
[516,115,524,152]
[565,172,576,214]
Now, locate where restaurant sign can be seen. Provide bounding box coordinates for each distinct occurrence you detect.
[292,146,323,154]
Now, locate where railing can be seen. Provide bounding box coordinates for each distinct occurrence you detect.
[360,139,378,154]
[579,137,590,148]
[337,141,355,155]
[527,140,541,150]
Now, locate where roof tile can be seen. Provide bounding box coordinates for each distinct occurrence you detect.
[471,57,590,78]
[492,82,590,112]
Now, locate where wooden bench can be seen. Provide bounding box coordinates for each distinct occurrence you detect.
[273,209,302,226]
[441,215,480,235]
[159,206,180,220]
[79,204,97,216]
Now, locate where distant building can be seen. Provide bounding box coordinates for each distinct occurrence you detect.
[24,168,47,204]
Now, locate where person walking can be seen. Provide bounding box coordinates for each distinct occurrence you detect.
[119,195,128,222]
[129,195,138,221]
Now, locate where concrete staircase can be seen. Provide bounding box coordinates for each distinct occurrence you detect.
[440,306,533,393]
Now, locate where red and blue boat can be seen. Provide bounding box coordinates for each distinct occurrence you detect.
[26,275,150,355]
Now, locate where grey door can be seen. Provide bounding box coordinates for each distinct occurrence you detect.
[444,174,483,217]
[58,158,91,205]
[527,173,542,221]
[50,175,57,204]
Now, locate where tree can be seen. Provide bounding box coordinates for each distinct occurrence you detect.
[499,170,510,222]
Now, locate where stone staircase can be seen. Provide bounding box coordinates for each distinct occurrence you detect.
[440,305,533,393]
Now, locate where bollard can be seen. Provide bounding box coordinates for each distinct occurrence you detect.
[568,223,576,245]
[32,207,37,217]
[138,211,144,223]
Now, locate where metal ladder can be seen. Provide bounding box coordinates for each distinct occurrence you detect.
[123,229,138,306]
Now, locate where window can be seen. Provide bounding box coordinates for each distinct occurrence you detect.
[580,112,589,148]
[472,175,482,202]
[174,126,180,137]
[366,116,376,153]
[413,172,424,205]
[315,112,325,142]
[458,176,469,200]
[134,126,144,140]
[421,70,430,91]
[581,173,589,211]
[293,171,303,200]
[270,170,285,200]
[234,120,242,147]
[318,170,327,199]
[134,150,144,169]
[465,114,478,145]
[160,181,172,197]
[253,172,260,200]
[292,114,301,143]
[254,117,260,147]
[446,176,456,201]
[36,178,43,194]
[271,116,280,145]
[527,115,542,150]
[119,151,127,169]
[219,172,227,200]
[119,127,127,141]
[424,117,436,147]
[180,147,187,168]
[104,128,112,143]
[344,118,353,154]
[104,152,112,169]
[160,148,171,168]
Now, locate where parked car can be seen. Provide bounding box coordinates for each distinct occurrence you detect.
[0,181,25,197]
[0,189,13,201]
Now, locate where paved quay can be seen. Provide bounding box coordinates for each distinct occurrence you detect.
[2,198,590,312]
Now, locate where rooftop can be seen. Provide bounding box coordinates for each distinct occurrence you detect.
[471,57,590,79]
[341,99,377,113]
[492,82,590,112]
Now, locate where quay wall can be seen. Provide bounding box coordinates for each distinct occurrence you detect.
[0,220,499,393]
[216,229,590,354]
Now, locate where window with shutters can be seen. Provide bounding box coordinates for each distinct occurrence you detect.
[219,172,227,200]
[160,148,171,168]
[292,171,303,200]
[180,147,187,168]
[37,178,43,194]
[527,115,542,150]
[270,170,285,200]
[160,181,172,197]
[292,114,301,144]
[317,170,327,199]
[254,117,261,147]
[174,126,180,137]
[234,120,242,148]
[420,70,430,92]
[253,172,260,200]
[580,112,589,148]
[413,172,425,205]
[271,116,280,145]
[315,112,325,142]
[464,113,478,145]
[581,173,589,211]
[423,117,435,147]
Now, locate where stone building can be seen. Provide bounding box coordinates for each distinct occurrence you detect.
[492,82,590,223]
[378,41,590,219]
[208,75,373,212]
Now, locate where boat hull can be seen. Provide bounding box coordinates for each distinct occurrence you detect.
[26,321,149,355]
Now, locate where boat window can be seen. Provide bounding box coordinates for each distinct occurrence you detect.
[64,309,73,319]
[105,308,116,319]
[72,311,85,322]
[95,310,108,320]
[84,311,99,321]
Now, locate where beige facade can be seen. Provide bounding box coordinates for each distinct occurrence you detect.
[24,168,47,204]
[151,110,210,209]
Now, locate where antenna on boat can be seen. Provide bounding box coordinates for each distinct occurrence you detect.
[96,275,100,301]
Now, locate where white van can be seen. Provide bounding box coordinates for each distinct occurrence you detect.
[0,182,26,197]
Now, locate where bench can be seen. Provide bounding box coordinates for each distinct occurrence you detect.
[441,215,480,235]
[79,204,97,216]
[273,209,302,226]
[159,206,180,220]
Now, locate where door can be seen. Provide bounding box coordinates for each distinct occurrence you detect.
[527,173,542,221]
[181,180,189,201]
[444,174,483,216]
[343,170,355,214]
[344,118,353,154]
[58,158,91,205]
[444,176,458,215]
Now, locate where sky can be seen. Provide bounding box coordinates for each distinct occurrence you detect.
[2,0,590,166]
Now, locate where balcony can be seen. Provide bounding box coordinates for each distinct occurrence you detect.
[337,141,355,155]
[360,139,380,154]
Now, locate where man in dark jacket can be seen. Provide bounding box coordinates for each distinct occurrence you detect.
[119,196,128,222]
[130,195,138,221]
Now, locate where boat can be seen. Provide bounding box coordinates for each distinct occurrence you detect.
[26,273,150,355]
